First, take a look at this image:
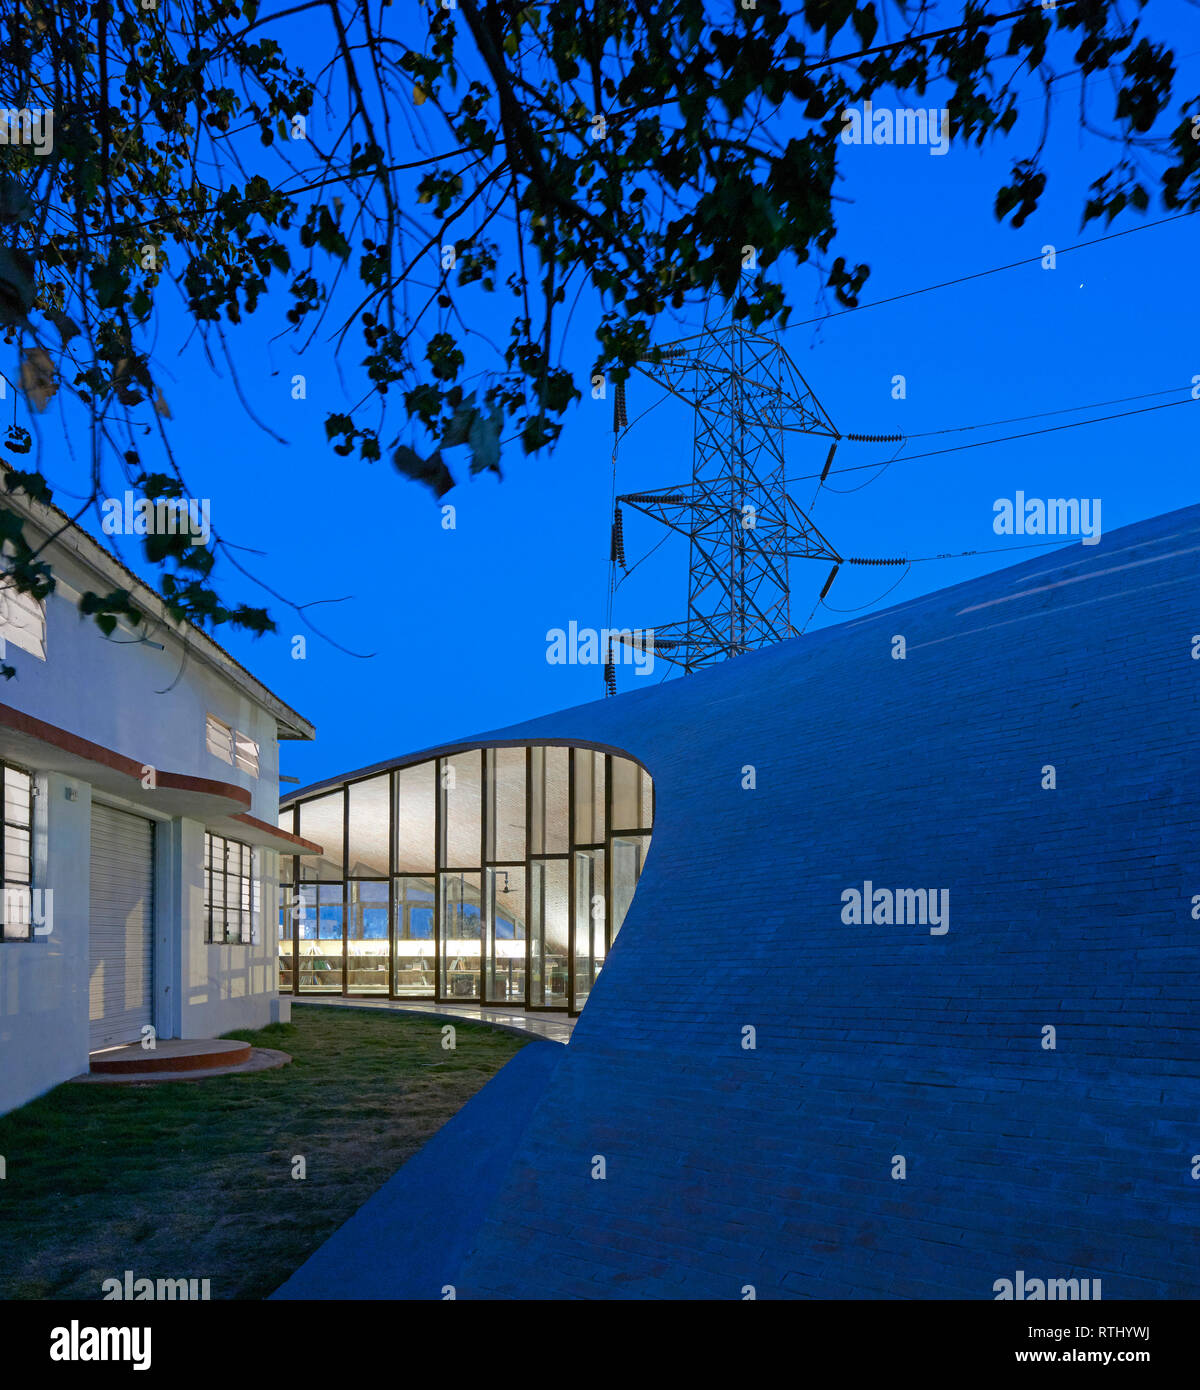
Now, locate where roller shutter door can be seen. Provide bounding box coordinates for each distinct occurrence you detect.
[89,803,155,1051]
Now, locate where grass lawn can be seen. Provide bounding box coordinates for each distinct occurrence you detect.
[0,1007,528,1300]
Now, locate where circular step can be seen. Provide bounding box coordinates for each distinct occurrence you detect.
[90,1038,252,1075]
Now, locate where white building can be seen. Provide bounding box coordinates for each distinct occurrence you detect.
[0,489,317,1115]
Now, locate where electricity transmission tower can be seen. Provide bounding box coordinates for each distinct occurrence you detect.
[607,309,848,689]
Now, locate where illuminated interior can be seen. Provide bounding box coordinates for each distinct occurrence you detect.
[277,744,652,1015]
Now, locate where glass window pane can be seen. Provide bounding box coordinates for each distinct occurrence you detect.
[3,884,31,939]
[297,884,318,939]
[277,901,294,992]
[4,826,30,880]
[529,858,568,1008]
[347,775,390,876]
[530,746,568,855]
[2,890,31,940]
[348,880,389,993]
[299,791,345,880]
[395,760,436,873]
[299,889,343,992]
[611,835,649,941]
[573,849,604,1010]
[441,752,481,868]
[485,865,525,1004]
[572,749,605,845]
[439,872,481,999]
[394,876,436,996]
[611,756,640,831]
[486,747,526,862]
[4,767,30,825]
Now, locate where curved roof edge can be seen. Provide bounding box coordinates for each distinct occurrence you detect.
[280,732,651,807]
[284,498,1200,809]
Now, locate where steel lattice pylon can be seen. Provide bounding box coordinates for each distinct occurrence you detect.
[611,310,843,679]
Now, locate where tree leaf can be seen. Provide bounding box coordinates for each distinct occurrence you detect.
[392,443,455,497]
[0,174,34,226]
[441,391,478,448]
[91,262,126,311]
[19,347,57,412]
[44,306,80,344]
[0,246,36,326]
[467,408,503,476]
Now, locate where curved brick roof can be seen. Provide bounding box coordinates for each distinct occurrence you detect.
[280,501,1200,1300]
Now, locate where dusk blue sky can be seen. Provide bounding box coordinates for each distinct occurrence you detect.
[29,3,1200,788]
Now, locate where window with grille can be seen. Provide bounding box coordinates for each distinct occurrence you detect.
[203,833,258,944]
[0,763,34,941]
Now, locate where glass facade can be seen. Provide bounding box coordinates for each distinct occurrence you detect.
[278,743,652,1015]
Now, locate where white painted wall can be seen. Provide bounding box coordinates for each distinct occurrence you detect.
[0,523,302,1114]
[0,774,91,1115]
[173,823,280,1040]
[4,532,281,821]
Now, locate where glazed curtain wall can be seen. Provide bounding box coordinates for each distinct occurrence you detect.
[278,745,653,1015]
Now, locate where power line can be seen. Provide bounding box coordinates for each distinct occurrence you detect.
[814,535,1079,613]
[613,379,1194,493]
[901,384,1188,438]
[603,7,1038,127]
[907,538,1076,563]
[793,210,1198,329]
[803,5,1036,72]
[820,565,912,612]
[789,394,1198,483]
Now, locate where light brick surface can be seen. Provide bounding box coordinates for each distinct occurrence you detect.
[383,506,1200,1297]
